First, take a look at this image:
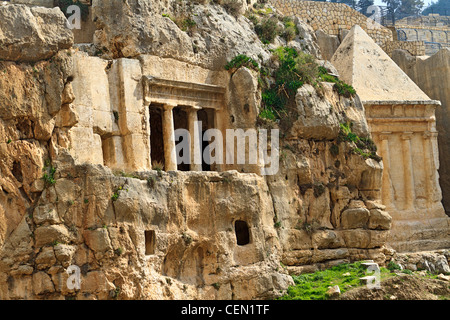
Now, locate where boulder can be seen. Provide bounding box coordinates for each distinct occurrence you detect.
[315,29,340,61]
[91,0,271,69]
[291,84,340,140]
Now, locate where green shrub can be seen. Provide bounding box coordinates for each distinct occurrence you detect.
[260,47,317,119]
[225,54,260,73]
[221,0,242,17]
[111,186,123,202]
[261,87,284,111]
[291,50,319,86]
[259,106,277,121]
[254,16,280,44]
[333,81,356,98]
[42,162,57,187]
[339,123,381,162]
[172,16,197,33]
[320,73,338,83]
[281,17,299,42]
[246,13,259,26]
[387,261,402,272]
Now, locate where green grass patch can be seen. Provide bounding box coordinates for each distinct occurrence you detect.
[279,261,394,300]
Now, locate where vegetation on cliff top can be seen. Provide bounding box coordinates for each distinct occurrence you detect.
[225,46,356,122]
[246,3,299,44]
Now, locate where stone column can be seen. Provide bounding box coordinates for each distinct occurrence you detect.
[162,104,177,171]
[188,107,202,171]
[401,132,415,210]
[424,131,441,203]
[379,132,393,208]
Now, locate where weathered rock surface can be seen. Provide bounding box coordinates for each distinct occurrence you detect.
[393,250,450,275]
[91,0,271,70]
[0,4,73,62]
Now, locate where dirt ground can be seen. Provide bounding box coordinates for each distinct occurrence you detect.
[339,274,450,300]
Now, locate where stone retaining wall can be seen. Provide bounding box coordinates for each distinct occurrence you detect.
[269,0,393,47]
[384,40,426,57]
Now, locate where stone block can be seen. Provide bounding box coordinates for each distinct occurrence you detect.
[341,229,371,248]
[122,133,150,171]
[83,228,113,254]
[312,230,344,249]
[54,244,76,267]
[36,247,57,270]
[72,53,111,113]
[34,225,71,247]
[68,127,104,165]
[32,272,55,295]
[33,204,61,225]
[101,135,126,169]
[341,207,370,229]
[368,209,392,230]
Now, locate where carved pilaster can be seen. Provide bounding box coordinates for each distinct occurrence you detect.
[401,132,414,210]
[379,132,393,208]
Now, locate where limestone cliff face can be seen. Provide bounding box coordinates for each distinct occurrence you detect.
[0,1,390,300]
[265,83,390,274]
[90,0,270,70]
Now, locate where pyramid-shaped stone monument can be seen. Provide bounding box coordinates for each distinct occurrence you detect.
[331,25,434,103]
[331,25,450,253]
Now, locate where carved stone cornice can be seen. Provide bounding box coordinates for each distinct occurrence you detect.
[142,76,226,110]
